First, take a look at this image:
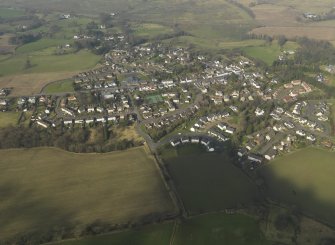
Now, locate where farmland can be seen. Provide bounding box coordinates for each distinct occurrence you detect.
[0,147,175,243]
[42,79,74,94]
[246,1,335,42]
[259,147,335,227]
[0,50,100,76]
[162,146,261,214]
[173,213,271,245]
[58,222,174,245]
[0,112,19,128]
[58,213,272,245]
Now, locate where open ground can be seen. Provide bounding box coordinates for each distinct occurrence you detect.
[162,145,261,215]
[259,147,335,227]
[0,147,175,242]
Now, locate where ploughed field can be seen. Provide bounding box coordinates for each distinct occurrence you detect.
[0,147,175,243]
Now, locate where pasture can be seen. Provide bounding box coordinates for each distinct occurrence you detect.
[163,147,261,214]
[0,7,25,19]
[0,112,19,128]
[258,147,335,227]
[133,23,174,39]
[0,147,175,243]
[174,213,271,245]
[0,50,100,77]
[57,213,272,245]
[57,222,174,245]
[42,79,74,94]
[0,71,81,96]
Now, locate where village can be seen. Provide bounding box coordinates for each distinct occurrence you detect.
[0,38,334,170]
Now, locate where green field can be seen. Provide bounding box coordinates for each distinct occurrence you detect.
[43,79,74,93]
[16,38,73,54]
[0,7,25,19]
[242,41,299,65]
[145,94,164,105]
[174,213,272,245]
[58,213,272,245]
[163,147,261,214]
[259,147,335,226]
[133,23,174,39]
[0,147,174,243]
[58,222,174,245]
[0,112,19,127]
[0,50,100,76]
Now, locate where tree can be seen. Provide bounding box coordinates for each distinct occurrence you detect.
[277,35,287,47]
[24,57,32,69]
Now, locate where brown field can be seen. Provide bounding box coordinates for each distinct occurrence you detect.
[251,26,335,41]
[0,34,16,54]
[248,2,335,42]
[0,71,79,96]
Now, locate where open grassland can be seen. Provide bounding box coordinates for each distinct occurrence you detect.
[16,38,73,54]
[174,213,271,245]
[243,41,299,65]
[0,71,80,96]
[0,7,25,19]
[57,213,272,245]
[0,50,100,76]
[162,146,261,214]
[42,79,74,94]
[259,147,335,227]
[133,23,174,39]
[57,222,174,245]
[1,0,256,42]
[0,147,174,243]
[0,112,19,128]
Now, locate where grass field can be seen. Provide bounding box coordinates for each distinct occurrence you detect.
[0,71,81,96]
[0,50,100,77]
[259,147,335,227]
[162,146,261,214]
[174,213,271,245]
[16,38,73,54]
[58,213,272,245]
[0,112,19,127]
[133,23,174,39]
[43,79,74,94]
[0,7,25,19]
[145,94,163,105]
[0,147,174,242]
[57,222,174,245]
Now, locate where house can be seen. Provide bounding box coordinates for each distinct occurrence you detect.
[37,120,48,128]
[181,137,190,144]
[217,123,227,131]
[237,148,247,157]
[225,126,236,134]
[255,107,265,116]
[306,135,316,142]
[296,130,306,136]
[191,137,200,143]
[61,108,74,116]
[247,154,263,163]
[264,149,277,160]
[170,139,181,147]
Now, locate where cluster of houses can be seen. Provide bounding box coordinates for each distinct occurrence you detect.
[170,136,216,152]
[273,80,312,102]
